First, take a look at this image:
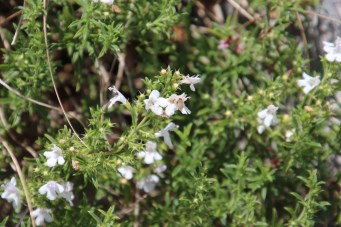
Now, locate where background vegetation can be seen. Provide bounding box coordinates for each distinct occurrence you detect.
[1,0,341,226]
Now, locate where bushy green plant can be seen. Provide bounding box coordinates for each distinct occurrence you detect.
[1,0,341,226]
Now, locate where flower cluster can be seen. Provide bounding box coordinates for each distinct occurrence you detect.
[34,145,74,225]
[116,123,175,193]
[256,71,322,134]
[144,90,191,117]
[109,70,199,193]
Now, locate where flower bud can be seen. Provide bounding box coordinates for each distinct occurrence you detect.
[224,110,232,117]
[72,160,80,170]
[59,139,66,144]
[304,106,313,112]
[161,69,167,75]
[119,178,128,184]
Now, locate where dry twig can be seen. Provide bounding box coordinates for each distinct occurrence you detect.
[0,107,38,157]
[295,11,309,59]
[303,10,341,24]
[43,0,88,148]
[0,78,85,127]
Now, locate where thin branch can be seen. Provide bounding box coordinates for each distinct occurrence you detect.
[295,11,309,59]
[1,139,36,227]
[115,53,125,89]
[303,10,341,24]
[0,107,38,157]
[0,27,11,50]
[99,63,111,106]
[0,78,85,127]
[11,0,26,45]
[227,0,255,21]
[0,10,22,27]
[42,0,88,148]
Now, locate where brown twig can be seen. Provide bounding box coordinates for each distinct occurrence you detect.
[0,78,85,127]
[43,0,88,148]
[227,0,255,21]
[0,10,22,27]
[0,107,38,157]
[115,53,126,89]
[11,0,26,45]
[133,189,140,227]
[99,63,111,107]
[0,27,11,50]
[295,11,309,59]
[1,139,36,227]
[303,10,341,24]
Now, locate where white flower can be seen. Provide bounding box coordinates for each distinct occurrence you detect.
[38,181,64,201]
[166,93,191,116]
[93,0,114,4]
[60,182,74,206]
[144,90,167,116]
[323,37,341,62]
[44,145,65,167]
[155,122,179,149]
[154,164,167,177]
[297,72,320,94]
[118,165,134,180]
[32,208,53,226]
[137,174,160,193]
[180,75,201,91]
[257,105,279,134]
[1,177,21,211]
[108,86,127,108]
[137,141,162,164]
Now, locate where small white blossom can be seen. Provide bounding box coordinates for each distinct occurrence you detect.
[144,90,168,116]
[297,72,320,94]
[155,122,179,149]
[323,37,341,62]
[32,208,53,226]
[180,75,201,91]
[154,164,167,177]
[93,0,114,4]
[137,174,160,193]
[44,145,65,167]
[1,177,21,211]
[165,93,191,116]
[118,165,134,180]
[38,181,64,201]
[60,182,74,206]
[257,105,279,134]
[108,86,127,108]
[137,141,162,164]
